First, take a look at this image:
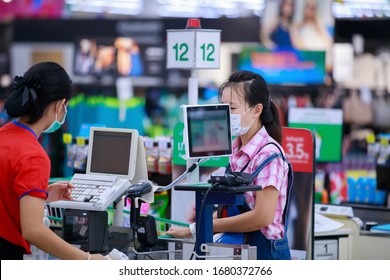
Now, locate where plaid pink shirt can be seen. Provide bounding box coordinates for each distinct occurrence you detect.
[230,126,289,239]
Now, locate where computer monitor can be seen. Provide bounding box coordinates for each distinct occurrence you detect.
[86,127,148,183]
[183,103,232,159]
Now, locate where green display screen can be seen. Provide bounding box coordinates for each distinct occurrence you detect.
[288,108,343,162]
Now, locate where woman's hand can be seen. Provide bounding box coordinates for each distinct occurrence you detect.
[46,181,74,203]
[165,227,192,238]
[90,253,105,260]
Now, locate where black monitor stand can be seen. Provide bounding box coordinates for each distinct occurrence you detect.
[125,192,159,253]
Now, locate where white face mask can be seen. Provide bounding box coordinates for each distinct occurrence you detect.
[230,106,257,136]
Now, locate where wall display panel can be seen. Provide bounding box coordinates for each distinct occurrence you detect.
[74,36,151,78]
[238,47,326,84]
[253,0,334,85]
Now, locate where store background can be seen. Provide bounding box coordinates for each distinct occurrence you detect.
[1,0,390,256]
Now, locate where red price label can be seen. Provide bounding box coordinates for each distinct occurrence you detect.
[282,127,314,173]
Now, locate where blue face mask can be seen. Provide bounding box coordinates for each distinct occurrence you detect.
[43,103,67,134]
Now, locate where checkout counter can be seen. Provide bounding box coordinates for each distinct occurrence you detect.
[314,203,390,260]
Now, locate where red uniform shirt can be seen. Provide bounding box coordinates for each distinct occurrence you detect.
[0,121,50,254]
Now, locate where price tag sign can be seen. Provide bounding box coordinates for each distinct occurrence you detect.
[282,127,314,173]
[76,136,87,146]
[167,29,221,69]
[63,133,73,144]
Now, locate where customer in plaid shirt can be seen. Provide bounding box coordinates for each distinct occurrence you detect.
[167,71,293,260]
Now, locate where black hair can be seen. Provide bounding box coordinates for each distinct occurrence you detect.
[219,70,282,144]
[4,62,72,124]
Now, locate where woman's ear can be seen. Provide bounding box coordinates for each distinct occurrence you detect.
[55,98,67,114]
[59,98,67,108]
[253,103,263,118]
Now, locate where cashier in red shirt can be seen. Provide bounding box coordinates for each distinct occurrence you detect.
[0,62,104,260]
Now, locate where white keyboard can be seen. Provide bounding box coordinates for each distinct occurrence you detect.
[49,174,130,211]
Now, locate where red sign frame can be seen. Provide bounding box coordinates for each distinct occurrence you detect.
[282,127,314,173]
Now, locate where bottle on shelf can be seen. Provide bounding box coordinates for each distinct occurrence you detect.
[377,137,389,165]
[366,133,379,162]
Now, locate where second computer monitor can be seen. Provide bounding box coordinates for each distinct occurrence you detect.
[183,103,232,159]
[86,127,148,183]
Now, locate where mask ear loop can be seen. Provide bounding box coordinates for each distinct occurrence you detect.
[53,101,60,122]
[242,105,254,116]
[55,99,67,122]
[246,114,259,128]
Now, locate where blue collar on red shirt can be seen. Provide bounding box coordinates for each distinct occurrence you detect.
[12,120,37,138]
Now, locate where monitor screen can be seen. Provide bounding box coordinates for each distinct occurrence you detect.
[288,108,343,162]
[183,104,232,159]
[87,127,139,179]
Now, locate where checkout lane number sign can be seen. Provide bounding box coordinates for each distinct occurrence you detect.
[167,30,221,69]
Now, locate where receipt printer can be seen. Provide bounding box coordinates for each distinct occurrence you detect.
[62,209,109,253]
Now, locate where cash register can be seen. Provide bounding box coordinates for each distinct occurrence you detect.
[49,127,150,253]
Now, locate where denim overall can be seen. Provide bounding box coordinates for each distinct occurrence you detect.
[218,142,294,260]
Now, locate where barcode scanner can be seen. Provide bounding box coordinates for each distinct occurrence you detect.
[124,181,157,252]
[126,181,153,197]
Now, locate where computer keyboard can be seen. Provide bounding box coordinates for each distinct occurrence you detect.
[49,174,131,211]
[70,174,119,203]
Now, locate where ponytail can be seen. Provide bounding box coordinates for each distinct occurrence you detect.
[4,62,72,124]
[5,76,41,121]
[262,100,282,144]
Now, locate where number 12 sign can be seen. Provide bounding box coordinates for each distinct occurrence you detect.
[167,29,221,69]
